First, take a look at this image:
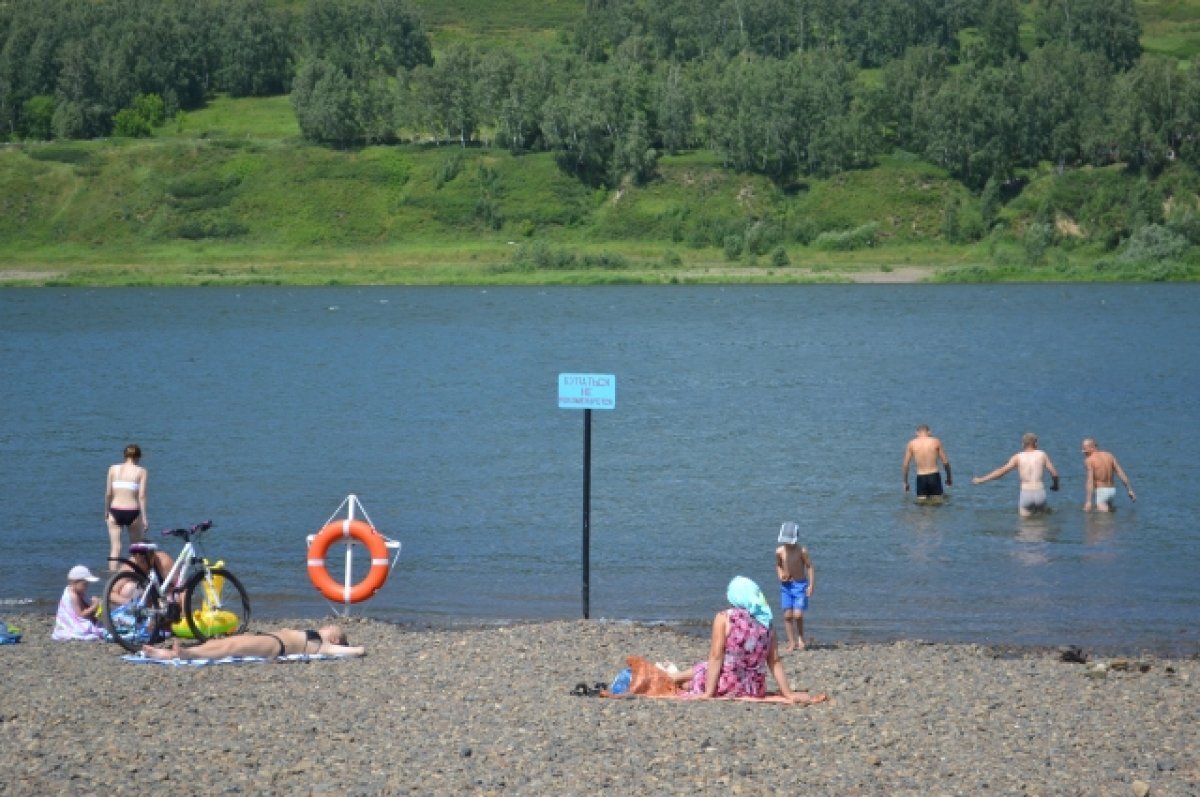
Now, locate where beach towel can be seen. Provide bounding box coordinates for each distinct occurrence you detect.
[122,653,344,667]
[599,656,826,704]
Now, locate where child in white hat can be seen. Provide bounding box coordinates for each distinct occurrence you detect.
[51,565,106,641]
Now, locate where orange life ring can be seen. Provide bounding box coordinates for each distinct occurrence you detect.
[306,519,390,603]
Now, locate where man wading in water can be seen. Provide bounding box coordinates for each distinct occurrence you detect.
[1082,438,1136,512]
[902,424,952,502]
[973,432,1060,516]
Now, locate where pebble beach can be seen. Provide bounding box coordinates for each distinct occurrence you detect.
[1,613,1196,796]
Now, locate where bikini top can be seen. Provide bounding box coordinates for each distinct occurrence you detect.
[305,629,321,650]
[112,480,140,491]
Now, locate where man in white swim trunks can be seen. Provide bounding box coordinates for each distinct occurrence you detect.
[1081,438,1135,512]
[973,432,1060,516]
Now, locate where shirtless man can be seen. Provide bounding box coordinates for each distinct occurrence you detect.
[141,624,365,660]
[972,432,1060,516]
[1082,438,1135,512]
[902,424,952,501]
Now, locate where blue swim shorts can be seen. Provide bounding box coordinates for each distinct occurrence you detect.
[780,580,809,612]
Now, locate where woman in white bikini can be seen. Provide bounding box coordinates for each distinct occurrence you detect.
[106,443,148,566]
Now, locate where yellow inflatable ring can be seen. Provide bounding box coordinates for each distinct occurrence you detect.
[171,609,239,639]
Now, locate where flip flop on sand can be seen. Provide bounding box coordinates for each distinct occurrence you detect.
[570,682,609,697]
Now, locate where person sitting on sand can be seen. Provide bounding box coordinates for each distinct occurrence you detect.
[668,576,826,704]
[140,625,365,660]
[106,544,176,607]
[52,565,106,641]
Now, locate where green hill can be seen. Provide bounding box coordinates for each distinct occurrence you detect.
[1,0,1199,285]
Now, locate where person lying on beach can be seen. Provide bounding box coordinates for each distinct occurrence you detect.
[667,576,826,704]
[140,625,365,660]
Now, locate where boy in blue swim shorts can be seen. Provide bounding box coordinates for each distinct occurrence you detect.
[775,521,815,652]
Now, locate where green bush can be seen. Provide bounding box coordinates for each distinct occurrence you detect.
[580,252,629,269]
[787,216,819,245]
[475,197,503,230]
[434,153,463,189]
[511,240,576,270]
[26,144,92,165]
[166,173,242,211]
[684,213,741,248]
[113,94,166,138]
[1166,210,1200,245]
[770,246,790,267]
[1117,224,1190,264]
[175,220,248,239]
[167,173,241,199]
[723,233,743,260]
[112,108,151,138]
[22,96,55,141]
[813,222,879,251]
[744,220,780,255]
[507,241,629,271]
[1023,222,1056,266]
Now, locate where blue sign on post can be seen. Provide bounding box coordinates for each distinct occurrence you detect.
[558,373,616,410]
[559,373,616,620]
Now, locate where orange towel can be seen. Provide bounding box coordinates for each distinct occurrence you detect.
[600,655,827,704]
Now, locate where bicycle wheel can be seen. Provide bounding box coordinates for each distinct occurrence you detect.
[102,571,166,653]
[182,567,250,642]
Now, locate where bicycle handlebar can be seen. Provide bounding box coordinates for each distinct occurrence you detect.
[161,520,214,538]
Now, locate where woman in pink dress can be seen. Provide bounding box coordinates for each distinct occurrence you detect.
[672,576,825,703]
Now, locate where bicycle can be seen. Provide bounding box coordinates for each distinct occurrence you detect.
[101,520,250,653]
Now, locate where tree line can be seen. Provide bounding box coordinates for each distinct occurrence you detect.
[2,0,1198,192]
[0,0,292,139]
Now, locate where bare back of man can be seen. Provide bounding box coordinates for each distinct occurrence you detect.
[1088,451,1117,484]
[1016,450,1050,490]
[1082,438,1135,512]
[903,425,951,499]
[973,433,1059,516]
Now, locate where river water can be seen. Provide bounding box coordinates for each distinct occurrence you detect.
[2,285,1197,653]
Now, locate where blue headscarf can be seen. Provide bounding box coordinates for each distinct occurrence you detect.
[726,575,772,628]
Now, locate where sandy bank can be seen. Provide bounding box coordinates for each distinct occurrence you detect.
[1,613,1195,795]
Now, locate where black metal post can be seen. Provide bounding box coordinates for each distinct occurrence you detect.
[582,408,592,619]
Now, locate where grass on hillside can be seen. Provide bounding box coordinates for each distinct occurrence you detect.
[3,0,1200,285]
[3,131,1198,286]
[1139,0,1200,59]
[270,0,583,49]
[167,95,301,140]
